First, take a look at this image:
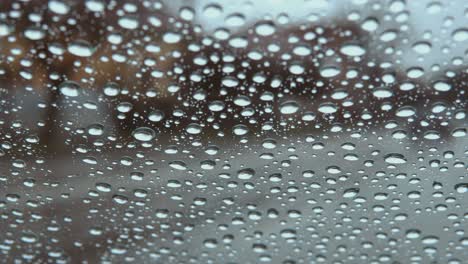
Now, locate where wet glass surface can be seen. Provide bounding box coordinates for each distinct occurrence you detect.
[0,0,467,263]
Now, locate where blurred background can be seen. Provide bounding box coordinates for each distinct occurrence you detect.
[0,0,467,263]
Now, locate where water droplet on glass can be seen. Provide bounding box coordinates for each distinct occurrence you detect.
[340,44,366,56]
[384,153,407,164]
[433,81,452,92]
[454,183,468,194]
[132,127,156,142]
[320,66,341,78]
[59,81,80,97]
[280,101,299,114]
[255,21,276,36]
[452,28,468,42]
[237,168,255,180]
[68,40,94,57]
[343,188,359,198]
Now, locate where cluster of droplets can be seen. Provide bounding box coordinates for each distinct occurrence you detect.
[0,0,467,263]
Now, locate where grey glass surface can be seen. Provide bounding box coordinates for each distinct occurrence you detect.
[0,0,467,263]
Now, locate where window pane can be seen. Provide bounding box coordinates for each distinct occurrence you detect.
[0,0,467,263]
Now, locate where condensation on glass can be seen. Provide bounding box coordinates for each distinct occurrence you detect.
[0,0,467,263]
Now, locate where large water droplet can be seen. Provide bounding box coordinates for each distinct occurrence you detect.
[320,66,341,78]
[48,0,70,14]
[132,127,156,142]
[59,81,80,97]
[433,81,452,92]
[454,183,468,194]
[237,168,255,180]
[169,161,187,170]
[384,153,407,164]
[452,28,468,42]
[343,188,359,198]
[340,44,366,56]
[255,22,276,36]
[280,101,299,114]
[68,40,94,57]
[318,103,338,114]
